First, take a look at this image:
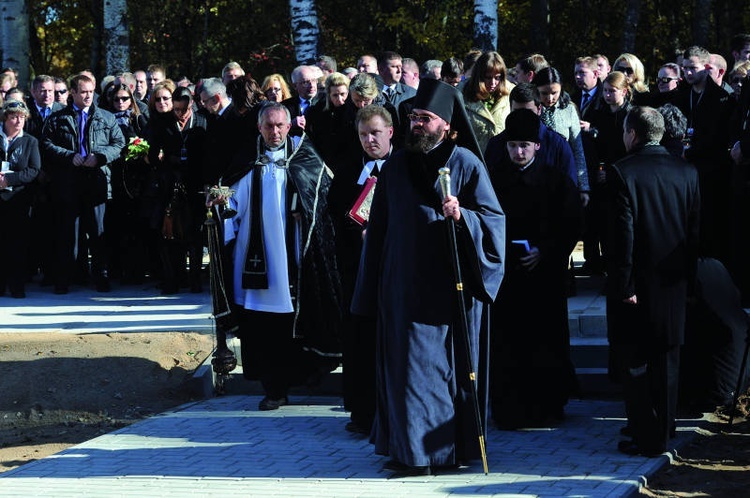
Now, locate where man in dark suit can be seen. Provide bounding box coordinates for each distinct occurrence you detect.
[572,56,604,120]
[282,65,319,137]
[27,75,64,138]
[378,51,416,111]
[25,75,65,284]
[607,106,700,457]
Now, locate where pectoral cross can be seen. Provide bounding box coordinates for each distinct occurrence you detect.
[249,254,262,268]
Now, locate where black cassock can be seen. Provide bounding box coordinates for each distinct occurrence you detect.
[487,154,581,428]
[351,141,505,467]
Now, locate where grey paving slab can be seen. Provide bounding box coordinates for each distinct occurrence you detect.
[0,284,213,334]
[0,395,693,497]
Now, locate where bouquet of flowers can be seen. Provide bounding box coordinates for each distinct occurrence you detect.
[125,137,150,161]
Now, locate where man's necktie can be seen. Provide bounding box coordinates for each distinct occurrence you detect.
[78,109,88,156]
[581,92,590,110]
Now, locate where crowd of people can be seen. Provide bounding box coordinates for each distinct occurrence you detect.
[2,35,750,475]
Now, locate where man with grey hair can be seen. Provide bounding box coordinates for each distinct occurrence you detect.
[199,77,232,116]
[221,61,245,85]
[420,60,442,80]
[607,105,700,458]
[217,101,341,412]
[282,65,319,137]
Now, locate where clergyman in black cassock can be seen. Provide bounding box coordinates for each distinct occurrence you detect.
[351,79,505,473]
[486,109,581,429]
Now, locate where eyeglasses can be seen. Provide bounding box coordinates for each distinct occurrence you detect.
[614,66,634,75]
[407,113,439,124]
[295,79,317,86]
[55,89,67,95]
[156,96,172,102]
[267,87,282,93]
[4,100,27,111]
[114,96,131,102]
[656,77,679,84]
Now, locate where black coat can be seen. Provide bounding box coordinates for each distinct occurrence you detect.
[607,144,700,347]
[41,104,126,204]
[0,133,41,202]
[25,102,64,139]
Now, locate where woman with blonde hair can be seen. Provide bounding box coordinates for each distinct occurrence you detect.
[463,51,515,152]
[587,71,633,168]
[307,72,352,167]
[261,73,292,102]
[612,53,650,105]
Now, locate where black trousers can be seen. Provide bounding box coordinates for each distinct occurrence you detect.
[0,190,33,293]
[617,342,680,453]
[53,199,107,287]
[236,309,296,400]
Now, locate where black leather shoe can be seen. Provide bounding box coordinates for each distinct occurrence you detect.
[617,440,664,458]
[345,421,370,435]
[258,396,288,411]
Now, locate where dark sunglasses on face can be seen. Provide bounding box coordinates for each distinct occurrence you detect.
[614,66,634,75]
[657,77,679,84]
[114,96,131,102]
[55,89,67,96]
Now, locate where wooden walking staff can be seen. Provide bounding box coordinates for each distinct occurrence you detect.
[438,167,489,475]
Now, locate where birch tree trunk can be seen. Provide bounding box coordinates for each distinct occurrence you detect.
[473,0,497,51]
[0,0,30,90]
[103,0,130,75]
[289,0,319,65]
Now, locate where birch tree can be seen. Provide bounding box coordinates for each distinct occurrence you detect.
[0,0,30,89]
[289,0,319,64]
[473,0,497,51]
[103,0,130,74]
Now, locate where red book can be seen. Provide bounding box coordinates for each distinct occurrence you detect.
[346,176,378,226]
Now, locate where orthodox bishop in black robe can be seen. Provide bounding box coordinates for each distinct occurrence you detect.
[351,79,505,470]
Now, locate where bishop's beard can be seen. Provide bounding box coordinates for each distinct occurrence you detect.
[405,127,443,154]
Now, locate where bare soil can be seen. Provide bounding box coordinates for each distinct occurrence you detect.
[0,332,213,473]
[640,409,750,497]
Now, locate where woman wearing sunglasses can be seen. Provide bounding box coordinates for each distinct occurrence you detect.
[612,53,651,105]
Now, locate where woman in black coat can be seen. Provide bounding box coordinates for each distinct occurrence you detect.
[0,100,41,298]
[148,86,208,294]
[106,83,150,283]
